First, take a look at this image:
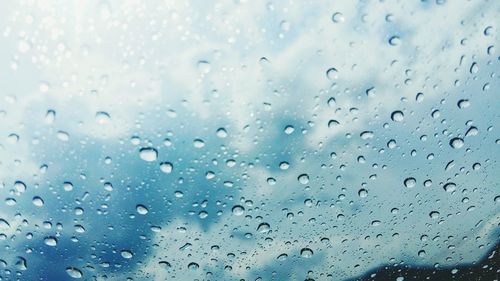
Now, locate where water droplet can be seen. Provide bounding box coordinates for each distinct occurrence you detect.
[300,248,314,258]
[358,189,368,198]
[388,36,401,46]
[136,204,149,215]
[95,111,111,124]
[328,119,340,128]
[279,161,289,170]
[57,131,70,141]
[188,262,199,270]
[404,177,416,188]
[387,139,397,149]
[391,110,404,122]
[197,60,211,74]
[331,12,345,23]
[193,139,205,148]
[257,222,271,234]
[16,257,27,271]
[449,138,464,149]
[66,267,83,279]
[416,92,424,102]
[465,126,478,137]
[45,110,56,124]
[457,99,470,109]
[360,131,374,140]
[0,218,10,230]
[469,62,478,74]
[32,196,44,207]
[267,177,276,185]
[63,181,74,191]
[443,182,456,193]
[366,87,376,97]
[284,125,295,134]
[14,181,27,193]
[232,205,245,216]
[216,128,228,138]
[44,236,58,246]
[326,67,338,80]
[429,211,440,219]
[121,250,133,259]
[139,147,158,161]
[160,162,173,174]
[298,174,310,184]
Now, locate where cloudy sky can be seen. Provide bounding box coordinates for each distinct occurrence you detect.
[0,0,498,280]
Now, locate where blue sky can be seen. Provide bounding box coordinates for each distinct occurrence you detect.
[0,0,498,280]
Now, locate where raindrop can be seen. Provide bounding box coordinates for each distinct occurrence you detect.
[14,181,27,193]
[449,138,464,149]
[429,211,440,219]
[57,131,70,141]
[257,222,271,234]
[388,36,401,46]
[326,67,338,80]
[216,128,228,138]
[136,204,149,215]
[95,111,111,124]
[298,174,310,184]
[193,139,205,148]
[391,110,404,122]
[66,267,83,279]
[457,99,470,109]
[188,262,199,270]
[232,205,245,216]
[139,147,158,161]
[32,196,44,207]
[160,162,173,174]
[360,131,374,140]
[284,125,295,134]
[404,177,416,188]
[443,182,456,193]
[300,248,314,258]
[121,250,133,259]
[331,12,345,23]
[44,236,58,246]
[358,189,368,198]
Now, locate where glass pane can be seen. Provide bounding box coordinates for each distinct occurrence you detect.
[0,1,498,280]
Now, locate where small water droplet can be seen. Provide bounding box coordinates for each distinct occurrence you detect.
[32,196,44,207]
[388,36,401,46]
[193,139,205,148]
[391,110,404,122]
[298,174,310,184]
[160,162,173,174]
[358,189,368,198]
[443,182,456,193]
[404,177,416,188]
[232,205,245,216]
[429,211,440,219]
[326,67,338,80]
[121,250,133,259]
[300,248,314,258]
[449,138,464,149]
[44,236,58,246]
[136,204,149,215]
[257,222,271,234]
[66,267,83,279]
[139,147,158,161]
[331,12,345,23]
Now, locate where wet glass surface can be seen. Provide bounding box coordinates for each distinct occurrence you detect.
[0,1,498,280]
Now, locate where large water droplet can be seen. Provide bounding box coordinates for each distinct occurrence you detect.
[300,248,314,258]
[449,138,464,149]
[139,147,158,161]
[66,267,83,279]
